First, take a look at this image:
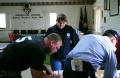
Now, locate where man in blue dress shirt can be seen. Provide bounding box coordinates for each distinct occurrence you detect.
[63,31,118,78]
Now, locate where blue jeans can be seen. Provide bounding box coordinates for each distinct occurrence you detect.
[50,58,65,70]
[63,58,95,78]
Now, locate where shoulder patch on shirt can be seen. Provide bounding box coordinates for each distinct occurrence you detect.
[67,33,70,38]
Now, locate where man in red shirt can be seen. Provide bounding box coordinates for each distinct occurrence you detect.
[116,36,120,64]
[103,29,120,64]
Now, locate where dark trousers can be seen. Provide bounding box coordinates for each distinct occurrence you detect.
[63,58,95,78]
[0,70,22,78]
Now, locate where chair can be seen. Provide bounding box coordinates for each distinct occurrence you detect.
[40,29,46,37]
[33,30,39,34]
[21,30,27,34]
[13,30,19,34]
[40,29,46,34]
[28,30,33,34]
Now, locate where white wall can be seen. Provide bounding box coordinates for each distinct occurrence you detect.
[93,0,120,34]
[0,5,93,41]
[0,0,120,42]
[102,8,120,33]
[0,5,86,30]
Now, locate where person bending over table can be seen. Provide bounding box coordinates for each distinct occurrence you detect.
[63,31,118,78]
[0,33,62,78]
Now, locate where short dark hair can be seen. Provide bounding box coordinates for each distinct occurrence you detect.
[103,29,119,37]
[56,14,67,22]
[47,33,62,42]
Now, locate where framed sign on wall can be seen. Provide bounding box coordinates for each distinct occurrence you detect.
[109,0,119,16]
[104,0,110,10]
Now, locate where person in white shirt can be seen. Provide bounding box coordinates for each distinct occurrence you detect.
[63,31,118,78]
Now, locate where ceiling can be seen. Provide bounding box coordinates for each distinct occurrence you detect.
[0,0,96,6]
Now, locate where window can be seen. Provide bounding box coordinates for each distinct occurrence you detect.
[94,7,101,33]
[49,13,57,27]
[0,13,6,28]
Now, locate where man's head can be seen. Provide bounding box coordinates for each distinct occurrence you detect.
[103,29,119,45]
[44,33,62,54]
[56,14,67,29]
